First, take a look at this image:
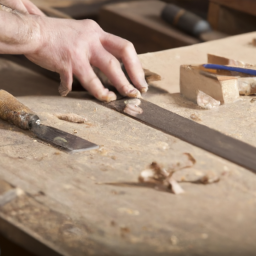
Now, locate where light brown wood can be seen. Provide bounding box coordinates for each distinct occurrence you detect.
[1,33,256,255]
[180,65,239,104]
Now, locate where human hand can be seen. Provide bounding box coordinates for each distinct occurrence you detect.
[0,0,45,16]
[26,17,148,102]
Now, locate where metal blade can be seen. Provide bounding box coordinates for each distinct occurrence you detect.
[105,98,256,174]
[31,123,98,152]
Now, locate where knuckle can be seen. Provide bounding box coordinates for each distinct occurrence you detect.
[84,19,100,31]
[87,76,99,87]
[108,57,119,67]
[122,41,135,55]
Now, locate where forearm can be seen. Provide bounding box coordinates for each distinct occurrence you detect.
[0,4,41,54]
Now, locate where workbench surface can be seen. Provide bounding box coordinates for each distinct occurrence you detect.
[1,32,256,256]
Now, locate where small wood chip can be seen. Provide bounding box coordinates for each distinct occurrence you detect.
[190,114,201,122]
[197,90,220,109]
[143,69,162,83]
[55,113,87,123]
[169,178,185,195]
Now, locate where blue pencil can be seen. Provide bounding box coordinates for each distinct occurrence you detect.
[203,64,256,76]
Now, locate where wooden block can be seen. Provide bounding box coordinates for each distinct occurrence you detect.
[99,1,200,54]
[180,65,240,104]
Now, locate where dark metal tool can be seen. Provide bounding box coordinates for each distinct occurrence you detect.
[161,4,227,41]
[104,98,256,174]
[0,90,98,152]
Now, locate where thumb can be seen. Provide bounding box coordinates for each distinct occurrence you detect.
[58,69,73,97]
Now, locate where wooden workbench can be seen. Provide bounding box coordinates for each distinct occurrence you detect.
[1,32,256,256]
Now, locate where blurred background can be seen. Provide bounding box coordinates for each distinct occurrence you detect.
[31,0,256,53]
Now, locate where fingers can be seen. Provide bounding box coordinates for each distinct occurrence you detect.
[90,44,141,98]
[59,68,73,97]
[21,0,46,16]
[101,33,148,93]
[74,59,117,102]
[0,0,27,13]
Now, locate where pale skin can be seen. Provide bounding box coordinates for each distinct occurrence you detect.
[0,0,148,102]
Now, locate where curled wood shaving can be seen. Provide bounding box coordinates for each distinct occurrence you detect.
[55,113,87,123]
[169,178,185,195]
[138,153,225,194]
[143,69,162,83]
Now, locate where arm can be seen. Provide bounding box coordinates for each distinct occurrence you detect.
[0,2,148,102]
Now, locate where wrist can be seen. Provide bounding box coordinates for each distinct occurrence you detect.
[0,10,42,54]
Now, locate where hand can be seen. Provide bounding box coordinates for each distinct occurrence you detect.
[0,0,45,15]
[25,17,148,102]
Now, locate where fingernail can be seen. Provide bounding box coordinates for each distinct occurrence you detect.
[127,88,141,98]
[140,87,148,93]
[139,78,148,93]
[58,83,70,97]
[107,92,117,102]
[101,91,117,102]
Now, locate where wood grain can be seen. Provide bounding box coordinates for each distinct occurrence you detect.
[1,33,256,255]
[208,1,256,35]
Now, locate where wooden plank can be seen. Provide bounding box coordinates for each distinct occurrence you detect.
[208,3,256,35]
[208,2,220,30]
[210,0,256,16]
[1,33,256,255]
[31,0,149,19]
[99,1,200,54]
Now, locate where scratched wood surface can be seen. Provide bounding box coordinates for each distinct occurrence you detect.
[1,33,256,256]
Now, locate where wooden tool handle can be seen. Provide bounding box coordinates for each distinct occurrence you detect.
[0,90,40,130]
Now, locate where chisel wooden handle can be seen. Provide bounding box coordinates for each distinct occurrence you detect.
[161,4,211,37]
[0,90,40,130]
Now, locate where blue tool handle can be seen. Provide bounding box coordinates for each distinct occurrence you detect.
[203,64,256,76]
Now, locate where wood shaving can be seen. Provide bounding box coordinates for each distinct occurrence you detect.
[143,69,162,83]
[55,113,87,123]
[169,178,185,195]
[197,90,220,109]
[197,171,227,184]
[138,154,225,194]
[190,114,201,122]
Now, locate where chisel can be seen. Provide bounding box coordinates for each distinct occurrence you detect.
[161,4,227,42]
[0,90,98,152]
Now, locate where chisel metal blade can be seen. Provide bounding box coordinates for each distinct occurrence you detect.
[105,98,256,174]
[31,123,99,152]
